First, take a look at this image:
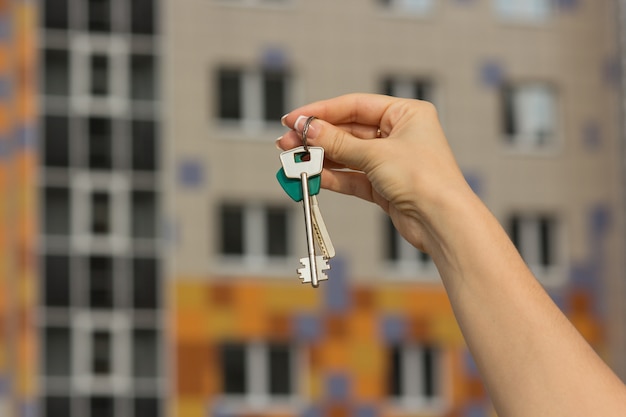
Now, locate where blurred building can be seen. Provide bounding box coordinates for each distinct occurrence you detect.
[30,1,625,417]
[168,1,624,417]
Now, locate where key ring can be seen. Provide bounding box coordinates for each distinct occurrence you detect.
[302,116,317,152]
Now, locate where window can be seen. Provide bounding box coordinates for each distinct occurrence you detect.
[91,191,112,235]
[131,190,158,239]
[494,0,552,22]
[132,120,158,171]
[379,0,434,14]
[385,218,434,276]
[44,115,70,168]
[133,329,160,378]
[135,398,160,417]
[133,257,160,309]
[383,77,434,102]
[44,187,71,236]
[88,0,111,32]
[131,54,157,101]
[131,0,156,34]
[92,330,112,374]
[89,256,114,309]
[90,54,110,97]
[44,49,70,96]
[388,343,443,409]
[219,342,299,402]
[44,396,71,417]
[44,255,71,307]
[216,68,291,129]
[509,214,563,283]
[91,396,114,417]
[44,0,69,29]
[502,83,557,150]
[88,117,113,170]
[219,204,290,262]
[44,327,72,376]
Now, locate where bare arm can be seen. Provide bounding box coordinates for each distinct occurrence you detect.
[277,93,626,417]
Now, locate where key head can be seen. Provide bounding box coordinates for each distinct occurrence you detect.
[279,146,324,179]
[276,168,321,202]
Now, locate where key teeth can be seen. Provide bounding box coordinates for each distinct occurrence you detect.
[297,256,330,284]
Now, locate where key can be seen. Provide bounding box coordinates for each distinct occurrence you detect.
[298,255,330,284]
[311,195,335,259]
[279,146,325,287]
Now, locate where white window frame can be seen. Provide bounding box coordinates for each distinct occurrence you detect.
[218,342,305,411]
[494,0,553,23]
[510,214,567,287]
[71,34,129,117]
[389,343,446,412]
[503,82,559,153]
[218,204,294,273]
[217,68,293,135]
[71,172,130,255]
[72,311,131,396]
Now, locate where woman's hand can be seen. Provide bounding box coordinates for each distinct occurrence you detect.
[277,93,472,255]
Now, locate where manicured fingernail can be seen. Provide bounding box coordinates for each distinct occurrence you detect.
[280,113,289,127]
[275,136,283,150]
[294,115,319,139]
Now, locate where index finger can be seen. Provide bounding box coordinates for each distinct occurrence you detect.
[282,93,397,128]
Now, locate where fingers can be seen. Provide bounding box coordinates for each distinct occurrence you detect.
[277,117,372,171]
[282,93,397,127]
[320,168,375,204]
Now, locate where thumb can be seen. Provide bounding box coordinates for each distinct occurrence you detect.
[293,115,370,170]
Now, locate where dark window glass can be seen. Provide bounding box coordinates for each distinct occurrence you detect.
[220,205,244,255]
[263,70,286,121]
[92,331,111,374]
[90,397,114,417]
[131,54,157,101]
[91,54,109,96]
[268,343,291,395]
[266,207,287,256]
[44,187,71,236]
[218,69,242,120]
[509,215,520,249]
[88,117,112,170]
[386,218,398,261]
[132,120,157,171]
[44,327,71,376]
[44,255,70,307]
[220,343,247,394]
[382,78,393,96]
[88,0,111,32]
[44,396,71,417]
[388,345,402,397]
[44,49,70,96]
[44,115,70,167]
[540,217,552,267]
[135,398,160,417]
[133,257,159,309]
[422,346,436,398]
[89,256,113,309]
[44,0,69,29]
[91,192,111,235]
[502,85,516,137]
[133,329,159,378]
[131,0,156,34]
[132,190,158,238]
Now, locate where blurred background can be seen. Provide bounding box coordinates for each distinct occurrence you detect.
[1,0,625,416]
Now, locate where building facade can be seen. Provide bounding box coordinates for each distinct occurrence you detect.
[167,1,624,417]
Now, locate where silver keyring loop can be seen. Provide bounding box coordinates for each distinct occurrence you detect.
[302,116,317,152]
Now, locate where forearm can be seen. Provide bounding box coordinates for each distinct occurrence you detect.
[423,186,626,417]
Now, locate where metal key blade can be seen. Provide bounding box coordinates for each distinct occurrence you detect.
[301,172,319,287]
[298,256,330,284]
[311,195,335,259]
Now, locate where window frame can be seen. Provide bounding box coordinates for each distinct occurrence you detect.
[217,341,304,410]
[493,0,554,23]
[384,217,437,279]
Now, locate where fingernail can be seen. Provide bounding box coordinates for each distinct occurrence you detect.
[275,136,283,150]
[280,113,289,127]
[294,115,320,139]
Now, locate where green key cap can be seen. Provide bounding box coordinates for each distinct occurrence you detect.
[276,167,321,202]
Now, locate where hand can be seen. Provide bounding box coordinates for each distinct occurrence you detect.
[277,93,473,254]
